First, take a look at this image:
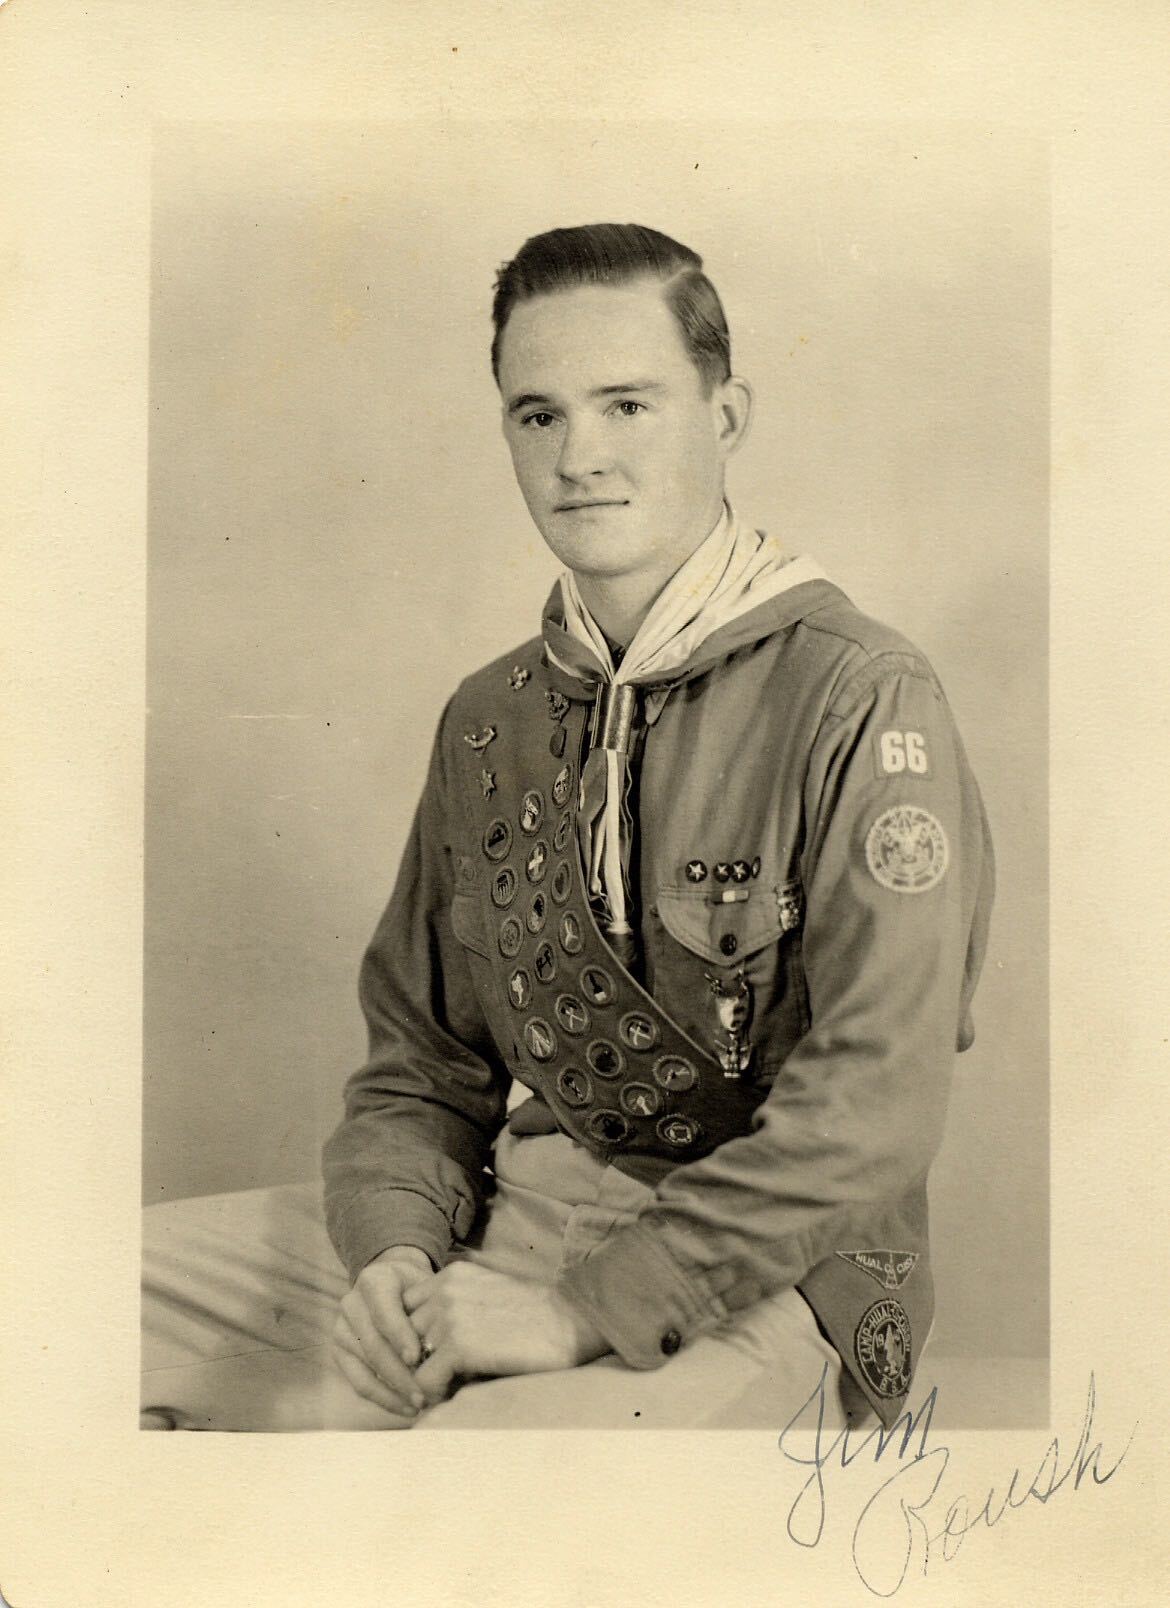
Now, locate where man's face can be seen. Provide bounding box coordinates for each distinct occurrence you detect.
[497,280,735,587]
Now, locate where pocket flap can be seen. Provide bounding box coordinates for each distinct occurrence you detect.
[450,890,490,958]
[657,882,790,965]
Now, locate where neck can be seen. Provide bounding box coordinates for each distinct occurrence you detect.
[572,495,729,647]
[573,570,662,647]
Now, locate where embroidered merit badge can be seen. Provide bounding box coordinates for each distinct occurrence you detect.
[854,1299,912,1399]
[864,805,949,893]
[836,1249,920,1291]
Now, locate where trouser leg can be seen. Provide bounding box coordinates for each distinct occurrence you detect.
[140,1181,403,1431]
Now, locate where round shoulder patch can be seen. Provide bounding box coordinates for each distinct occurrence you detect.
[864,804,949,893]
[854,1298,912,1400]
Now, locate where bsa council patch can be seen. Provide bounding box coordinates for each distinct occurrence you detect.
[854,1298,912,1400]
[864,805,948,894]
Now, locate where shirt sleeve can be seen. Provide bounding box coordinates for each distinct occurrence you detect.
[321,699,511,1280]
[556,652,994,1367]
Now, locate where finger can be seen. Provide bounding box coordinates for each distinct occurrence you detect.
[358,1272,432,1368]
[331,1343,420,1426]
[401,1279,436,1315]
[338,1302,427,1411]
[333,1314,421,1415]
[413,1342,462,1407]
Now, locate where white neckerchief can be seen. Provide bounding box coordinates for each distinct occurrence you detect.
[547,503,826,943]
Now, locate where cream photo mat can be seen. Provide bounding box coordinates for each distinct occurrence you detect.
[2,3,1167,1604]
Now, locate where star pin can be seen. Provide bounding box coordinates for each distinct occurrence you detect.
[480,769,497,798]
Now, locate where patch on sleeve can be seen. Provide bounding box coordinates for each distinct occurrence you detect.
[854,1298,913,1399]
[836,1249,919,1290]
[875,727,931,778]
[864,805,949,893]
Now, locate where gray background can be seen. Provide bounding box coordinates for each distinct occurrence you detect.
[144,121,1048,1365]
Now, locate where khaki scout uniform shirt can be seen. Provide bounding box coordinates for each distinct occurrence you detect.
[322,575,994,1425]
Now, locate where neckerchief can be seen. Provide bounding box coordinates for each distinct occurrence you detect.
[543,503,826,956]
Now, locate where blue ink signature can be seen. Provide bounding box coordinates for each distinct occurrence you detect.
[778,1365,1135,1596]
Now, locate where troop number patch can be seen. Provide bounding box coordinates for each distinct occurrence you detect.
[854,1298,912,1400]
[864,805,949,894]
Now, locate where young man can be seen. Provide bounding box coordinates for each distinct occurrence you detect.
[319,223,995,1430]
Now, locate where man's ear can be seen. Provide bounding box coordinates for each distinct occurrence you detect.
[713,376,753,459]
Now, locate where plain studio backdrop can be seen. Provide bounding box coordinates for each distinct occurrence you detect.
[144,121,1048,1379]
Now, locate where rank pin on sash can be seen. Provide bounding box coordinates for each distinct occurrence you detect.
[706,968,754,1078]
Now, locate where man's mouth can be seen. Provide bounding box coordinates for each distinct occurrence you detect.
[554,499,629,512]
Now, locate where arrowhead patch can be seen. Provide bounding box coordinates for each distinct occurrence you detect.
[836,1248,919,1291]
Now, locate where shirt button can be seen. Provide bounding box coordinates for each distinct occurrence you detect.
[719,933,738,956]
[660,1328,683,1356]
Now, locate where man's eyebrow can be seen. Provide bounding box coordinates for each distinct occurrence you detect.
[506,381,666,416]
[589,380,665,398]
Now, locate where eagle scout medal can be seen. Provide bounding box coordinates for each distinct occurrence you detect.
[706,969,754,1077]
[864,805,949,893]
[464,725,497,753]
[854,1299,912,1399]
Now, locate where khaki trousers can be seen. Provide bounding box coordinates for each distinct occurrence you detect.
[141,1130,845,1431]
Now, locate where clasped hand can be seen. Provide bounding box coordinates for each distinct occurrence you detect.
[331,1248,608,1425]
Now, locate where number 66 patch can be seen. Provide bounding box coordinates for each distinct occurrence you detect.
[875,728,931,779]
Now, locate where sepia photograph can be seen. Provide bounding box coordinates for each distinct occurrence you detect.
[140,120,1048,1435]
[4,5,1165,1603]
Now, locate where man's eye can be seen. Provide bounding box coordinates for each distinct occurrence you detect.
[613,400,645,417]
[523,411,557,429]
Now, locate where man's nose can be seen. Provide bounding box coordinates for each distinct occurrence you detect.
[555,416,610,481]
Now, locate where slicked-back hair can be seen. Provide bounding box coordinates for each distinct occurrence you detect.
[491,223,732,395]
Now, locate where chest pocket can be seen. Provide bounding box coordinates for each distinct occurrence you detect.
[450,889,491,958]
[651,879,810,1069]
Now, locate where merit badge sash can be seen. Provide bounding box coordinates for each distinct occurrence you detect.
[461,667,770,1183]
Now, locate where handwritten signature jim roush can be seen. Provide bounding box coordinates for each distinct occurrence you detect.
[778,1367,1135,1597]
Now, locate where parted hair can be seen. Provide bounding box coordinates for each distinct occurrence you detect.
[490,223,732,395]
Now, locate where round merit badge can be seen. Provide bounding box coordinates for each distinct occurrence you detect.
[853,1298,912,1399]
[864,805,949,893]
